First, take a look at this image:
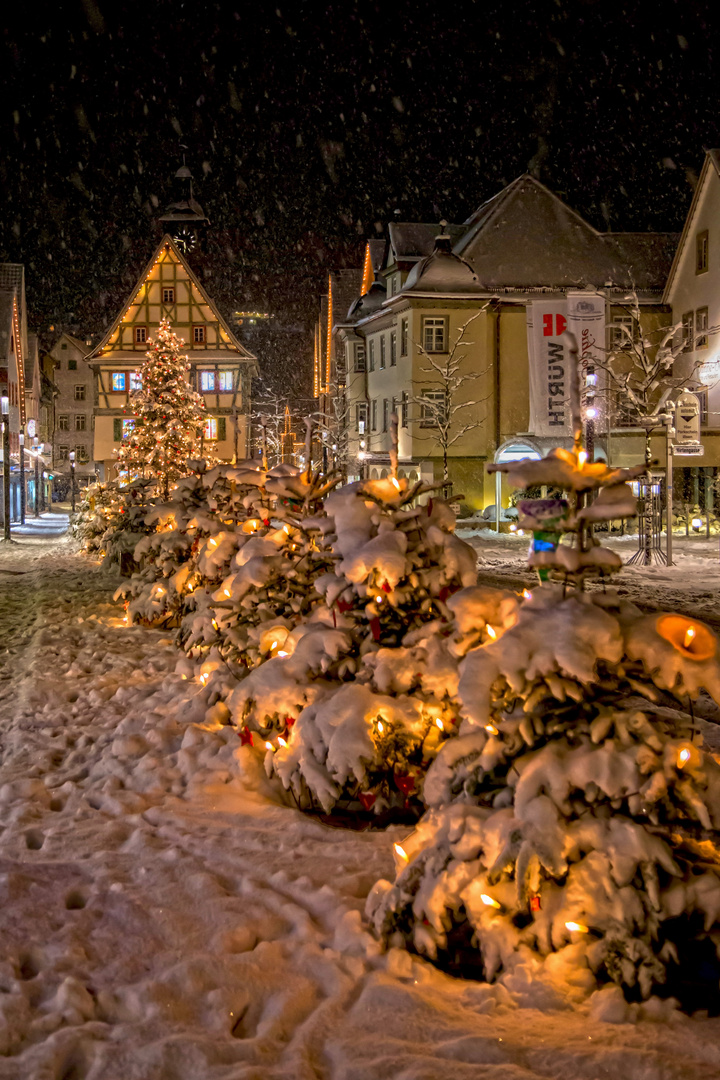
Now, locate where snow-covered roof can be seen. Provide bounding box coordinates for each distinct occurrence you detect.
[402,235,484,294]
[455,175,675,295]
[388,222,465,264]
[346,280,387,320]
[366,239,386,272]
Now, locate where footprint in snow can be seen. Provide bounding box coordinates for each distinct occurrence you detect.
[25,829,44,851]
[65,888,88,911]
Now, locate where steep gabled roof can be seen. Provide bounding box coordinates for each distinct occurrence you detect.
[455,174,673,294]
[50,332,87,356]
[663,150,720,303]
[86,234,255,363]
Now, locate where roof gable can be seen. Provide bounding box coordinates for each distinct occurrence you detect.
[663,150,720,303]
[86,235,255,364]
[454,174,672,292]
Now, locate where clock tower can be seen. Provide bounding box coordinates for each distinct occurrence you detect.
[158,156,208,253]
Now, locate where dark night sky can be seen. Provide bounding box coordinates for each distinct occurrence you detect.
[2,0,720,390]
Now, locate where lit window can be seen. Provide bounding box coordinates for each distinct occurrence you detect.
[130,371,142,390]
[162,287,175,304]
[58,415,70,431]
[193,325,206,344]
[74,385,86,401]
[696,230,709,274]
[696,306,709,349]
[204,416,218,440]
[200,370,215,392]
[217,370,233,392]
[135,326,147,344]
[111,372,126,391]
[356,402,368,433]
[423,318,447,353]
[75,415,86,431]
[122,419,135,436]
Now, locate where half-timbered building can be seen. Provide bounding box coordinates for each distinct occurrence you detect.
[85,234,257,480]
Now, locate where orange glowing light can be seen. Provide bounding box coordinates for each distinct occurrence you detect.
[656,614,716,661]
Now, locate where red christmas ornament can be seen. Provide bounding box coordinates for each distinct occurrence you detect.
[530,895,541,912]
[284,716,296,728]
[358,790,377,811]
[381,582,391,593]
[337,599,352,613]
[369,616,381,641]
[238,727,254,747]
[394,771,415,796]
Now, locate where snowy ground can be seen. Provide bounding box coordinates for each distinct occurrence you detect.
[1,515,720,1078]
[459,527,720,630]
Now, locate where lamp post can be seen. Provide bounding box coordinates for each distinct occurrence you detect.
[1,396,9,541]
[33,436,40,517]
[69,450,76,513]
[18,432,25,525]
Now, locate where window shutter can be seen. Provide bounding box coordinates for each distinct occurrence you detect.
[113,418,122,441]
[218,417,226,441]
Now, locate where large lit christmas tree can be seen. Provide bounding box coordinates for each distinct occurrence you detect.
[115,319,206,498]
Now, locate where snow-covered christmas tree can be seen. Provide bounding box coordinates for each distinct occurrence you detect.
[229,418,482,818]
[74,477,156,573]
[115,318,206,499]
[367,346,720,1010]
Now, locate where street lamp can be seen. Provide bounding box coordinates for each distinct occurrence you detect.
[69,450,76,513]
[33,436,40,517]
[1,396,9,541]
[18,432,25,525]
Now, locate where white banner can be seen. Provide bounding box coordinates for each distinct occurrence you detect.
[527,300,571,437]
[567,291,605,408]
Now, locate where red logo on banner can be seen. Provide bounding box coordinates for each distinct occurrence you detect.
[542,314,567,336]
